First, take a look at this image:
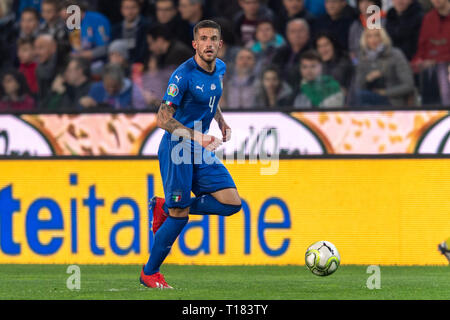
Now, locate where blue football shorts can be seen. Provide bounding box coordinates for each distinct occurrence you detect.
[158,135,236,209]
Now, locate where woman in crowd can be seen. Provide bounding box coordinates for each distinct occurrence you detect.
[315,31,354,91]
[354,27,415,107]
[254,66,294,108]
[0,69,35,112]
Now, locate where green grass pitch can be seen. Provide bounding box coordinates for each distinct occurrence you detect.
[0,264,449,300]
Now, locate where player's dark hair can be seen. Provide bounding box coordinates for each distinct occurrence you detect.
[300,50,322,64]
[193,20,221,40]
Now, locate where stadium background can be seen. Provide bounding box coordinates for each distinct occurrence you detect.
[0,0,450,267]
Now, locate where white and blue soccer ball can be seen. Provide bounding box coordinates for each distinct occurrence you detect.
[305,241,340,276]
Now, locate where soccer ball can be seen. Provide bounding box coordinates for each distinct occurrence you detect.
[305,241,340,276]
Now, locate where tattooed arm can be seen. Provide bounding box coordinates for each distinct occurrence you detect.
[214,105,231,142]
[156,102,222,151]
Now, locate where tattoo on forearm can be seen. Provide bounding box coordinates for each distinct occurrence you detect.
[157,103,198,141]
[214,106,225,127]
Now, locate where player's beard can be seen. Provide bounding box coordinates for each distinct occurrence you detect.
[198,49,217,67]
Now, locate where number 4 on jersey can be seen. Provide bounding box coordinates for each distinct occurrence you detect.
[209,96,216,113]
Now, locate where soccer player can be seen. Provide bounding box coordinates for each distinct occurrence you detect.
[140,20,242,289]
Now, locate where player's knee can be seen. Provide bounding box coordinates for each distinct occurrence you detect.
[222,202,242,216]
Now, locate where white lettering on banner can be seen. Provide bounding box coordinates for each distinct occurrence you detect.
[139,113,327,158]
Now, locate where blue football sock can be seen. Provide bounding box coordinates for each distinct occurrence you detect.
[189,194,241,216]
[143,215,188,275]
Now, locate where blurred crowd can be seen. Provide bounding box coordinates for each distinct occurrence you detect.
[0,0,449,112]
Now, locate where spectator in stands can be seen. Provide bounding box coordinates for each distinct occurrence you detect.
[305,0,327,16]
[250,20,285,76]
[179,0,210,42]
[412,0,450,105]
[43,57,92,111]
[275,0,316,36]
[418,0,433,11]
[80,63,146,109]
[255,66,294,108]
[315,32,354,90]
[108,39,131,76]
[210,0,241,20]
[34,33,60,107]
[354,27,415,106]
[233,0,275,46]
[146,25,193,70]
[16,0,42,18]
[385,0,424,61]
[61,0,111,71]
[294,50,344,108]
[39,0,71,62]
[215,17,241,67]
[223,48,258,109]
[315,0,358,51]
[153,0,191,48]
[111,0,151,64]
[272,18,311,89]
[0,68,35,112]
[132,54,173,110]
[92,0,123,25]
[0,1,18,72]
[17,37,38,95]
[19,7,40,39]
[348,0,386,62]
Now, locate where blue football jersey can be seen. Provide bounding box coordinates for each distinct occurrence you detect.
[162,57,226,135]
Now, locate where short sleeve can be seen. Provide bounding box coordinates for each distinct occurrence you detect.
[162,71,189,108]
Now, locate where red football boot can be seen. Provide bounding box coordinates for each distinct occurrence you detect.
[150,196,168,234]
[140,267,173,289]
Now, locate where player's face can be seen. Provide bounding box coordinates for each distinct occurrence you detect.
[193,28,223,64]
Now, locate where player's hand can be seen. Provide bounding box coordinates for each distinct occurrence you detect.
[199,134,222,151]
[220,122,232,142]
